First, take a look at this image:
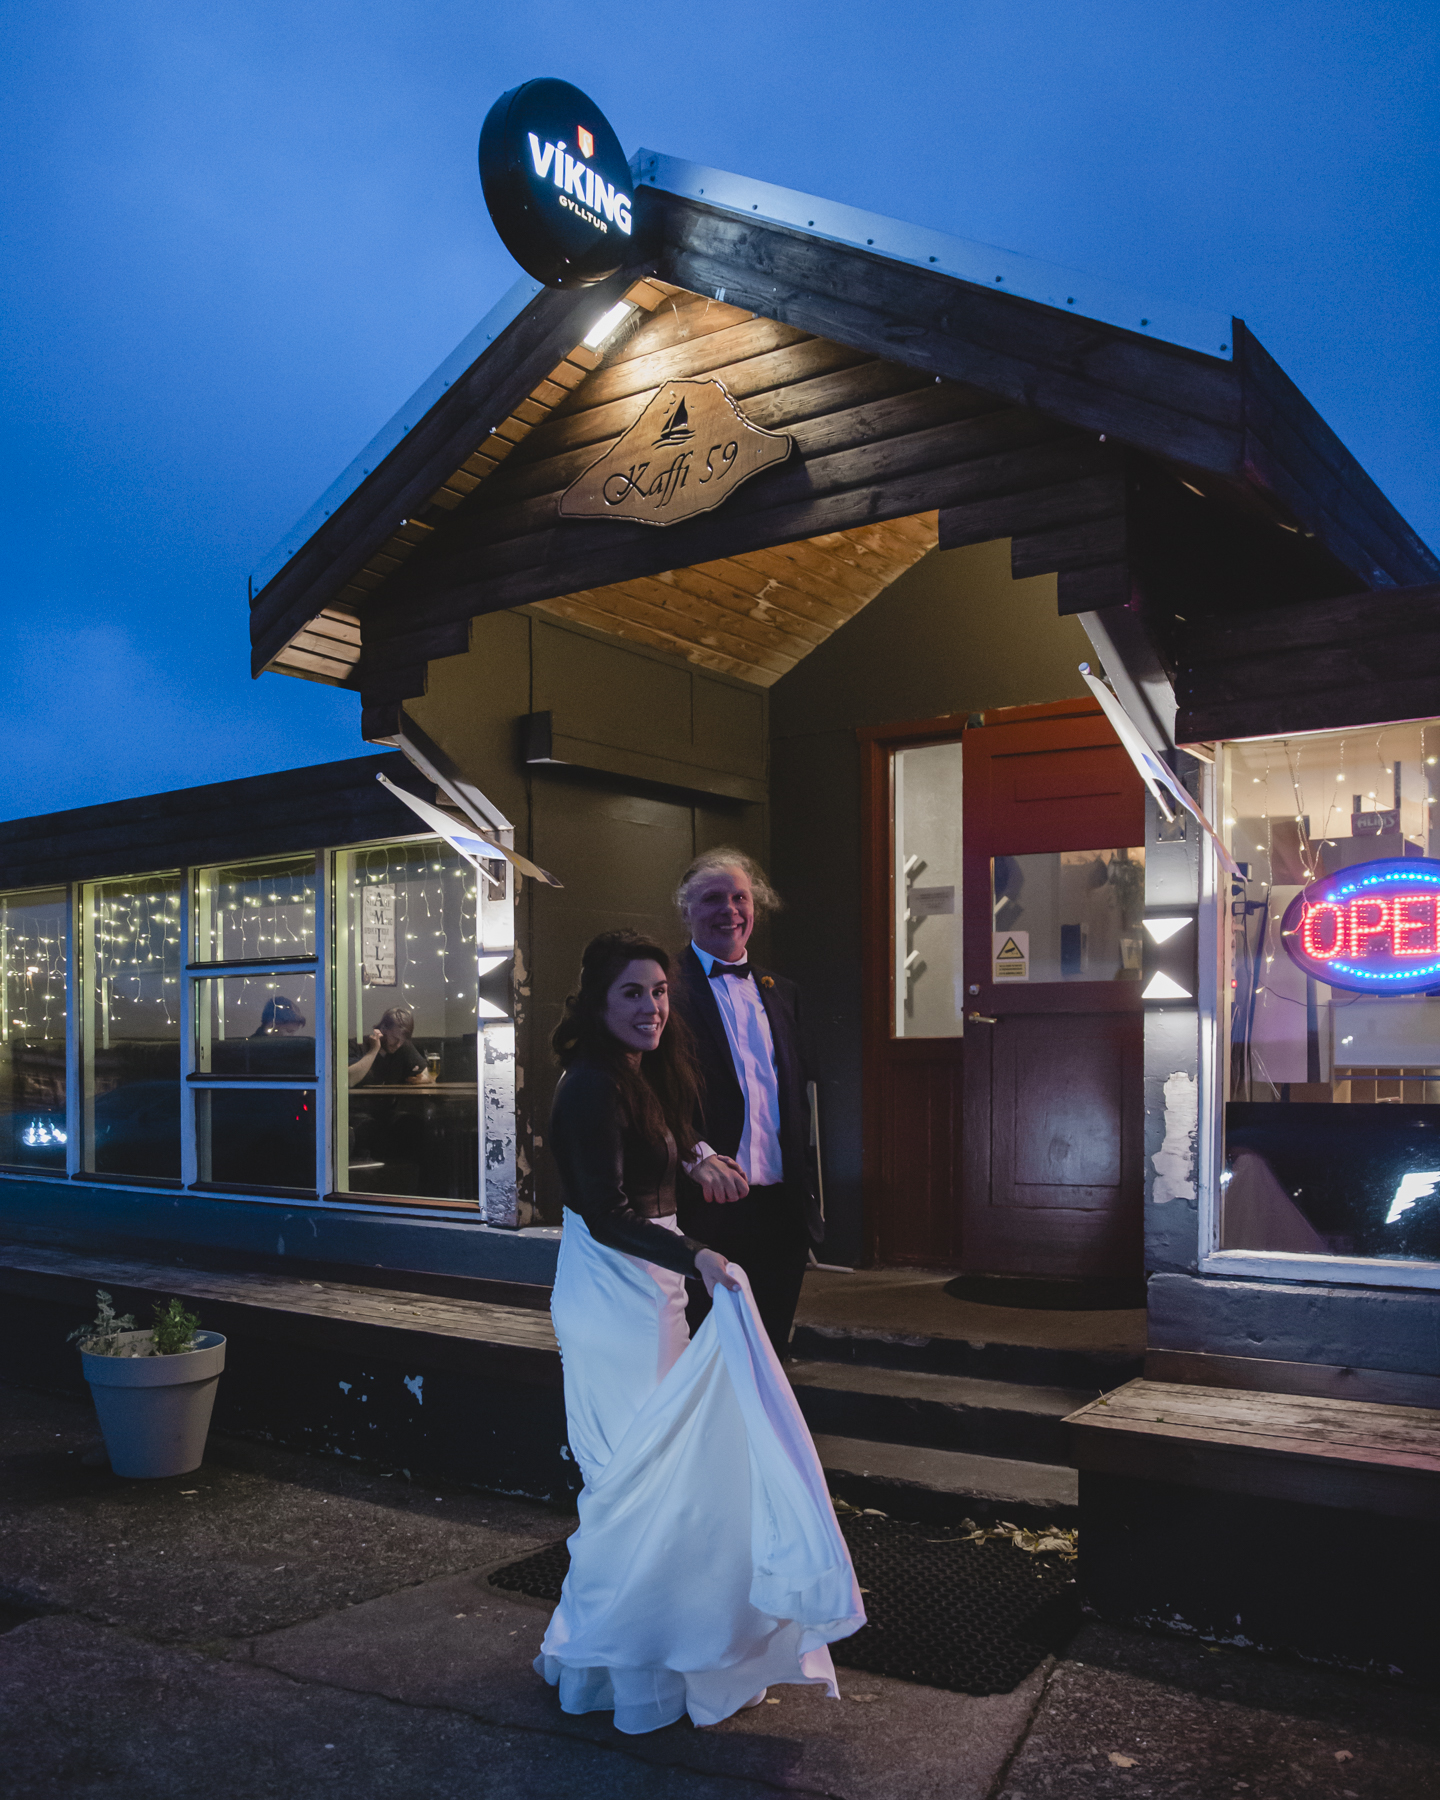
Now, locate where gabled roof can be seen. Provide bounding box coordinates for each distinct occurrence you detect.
[250,151,1438,696]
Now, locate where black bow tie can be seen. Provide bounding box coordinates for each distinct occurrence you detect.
[708,961,751,979]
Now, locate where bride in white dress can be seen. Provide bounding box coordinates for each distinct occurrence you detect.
[536,929,865,1735]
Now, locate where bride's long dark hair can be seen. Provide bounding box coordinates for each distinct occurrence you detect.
[552,930,701,1155]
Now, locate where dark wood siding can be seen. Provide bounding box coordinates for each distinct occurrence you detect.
[1177,581,1440,744]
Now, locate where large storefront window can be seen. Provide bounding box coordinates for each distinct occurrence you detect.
[81,874,182,1179]
[334,841,481,1205]
[0,887,68,1170]
[1221,720,1440,1263]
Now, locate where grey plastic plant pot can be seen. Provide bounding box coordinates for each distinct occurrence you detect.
[80,1329,226,1479]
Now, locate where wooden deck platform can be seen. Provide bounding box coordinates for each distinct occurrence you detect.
[0,1243,560,1384]
[1066,1377,1440,1521]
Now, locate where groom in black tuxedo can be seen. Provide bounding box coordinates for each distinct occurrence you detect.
[670,849,822,1360]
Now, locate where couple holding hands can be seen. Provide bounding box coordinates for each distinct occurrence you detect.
[532,848,864,1734]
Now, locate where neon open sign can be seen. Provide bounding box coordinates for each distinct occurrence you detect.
[1281,857,1440,992]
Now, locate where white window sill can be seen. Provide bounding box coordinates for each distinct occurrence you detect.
[1200,1248,1440,1292]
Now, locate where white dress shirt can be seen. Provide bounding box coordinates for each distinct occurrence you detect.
[690,943,786,1187]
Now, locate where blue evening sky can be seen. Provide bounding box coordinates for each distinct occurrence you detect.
[3,3,1437,820]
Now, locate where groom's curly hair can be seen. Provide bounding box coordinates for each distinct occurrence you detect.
[673,848,782,924]
[552,930,701,1155]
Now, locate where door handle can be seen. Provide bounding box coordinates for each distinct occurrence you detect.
[967,1011,1000,1025]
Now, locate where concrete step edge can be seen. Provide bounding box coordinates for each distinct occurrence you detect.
[787,1359,1094,1415]
[815,1432,1079,1528]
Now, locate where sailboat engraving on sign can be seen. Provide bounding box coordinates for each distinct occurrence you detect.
[653,394,693,445]
[559,378,792,526]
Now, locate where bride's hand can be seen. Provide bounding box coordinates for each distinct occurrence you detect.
[695,1248,741,1296]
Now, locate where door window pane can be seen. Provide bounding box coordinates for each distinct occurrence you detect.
[196,1087,315,1188]
[1221,721,1440,1262]
[335,842,480,1202]
[194,973,317,1076]
[193,856,316,963]
[0,888,68,1169]
[991,848,1146,984]
[82,874,181,1178]
[894,742,963,1037]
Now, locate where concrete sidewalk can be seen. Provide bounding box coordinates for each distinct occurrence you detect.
[2,1381,1436,1798]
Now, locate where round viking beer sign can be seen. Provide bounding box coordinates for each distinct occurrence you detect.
[1281,857,1440,993]
[479,79,634,288]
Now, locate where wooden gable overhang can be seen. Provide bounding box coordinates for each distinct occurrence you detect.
[250,161,1439,733]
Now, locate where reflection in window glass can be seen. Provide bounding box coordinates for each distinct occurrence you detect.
[194,974,317,1076]
[196,1087,315,1188]
[1222,721,1440,1262]
[334,841,480,1203]
[991,848,1146,983]
[894,742,963,1037]
[0,888,68,1169]
[193,856,316,963]
[82,874,182,1178]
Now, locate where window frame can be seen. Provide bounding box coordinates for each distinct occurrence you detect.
[1198,736,1440,1291]
[182,852,326,1197]
[0,882,74,1178]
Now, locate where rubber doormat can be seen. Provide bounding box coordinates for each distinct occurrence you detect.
[487,1513,1078,1696]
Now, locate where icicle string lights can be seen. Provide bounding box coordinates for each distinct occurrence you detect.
[208,857,316,962]
[93,875,181,1034]
[353,843,479,1024]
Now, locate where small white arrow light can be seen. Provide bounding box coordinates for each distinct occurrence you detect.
[1142,971,1192,1001]
[1144,916,1191,944]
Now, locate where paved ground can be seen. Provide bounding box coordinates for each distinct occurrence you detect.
[2,1381,1436,1799]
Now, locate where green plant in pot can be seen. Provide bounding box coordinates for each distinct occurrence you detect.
[71,1289,227,1479]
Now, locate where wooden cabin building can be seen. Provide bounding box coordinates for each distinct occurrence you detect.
[5,144,1439,1672]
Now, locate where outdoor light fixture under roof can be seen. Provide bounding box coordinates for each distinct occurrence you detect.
[582,300,637,351]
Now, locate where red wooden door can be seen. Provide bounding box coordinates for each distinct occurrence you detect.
[960,701,1146,1278]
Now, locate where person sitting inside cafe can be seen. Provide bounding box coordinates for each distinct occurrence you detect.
[251,996,307,1036]
[347,1005,434,1088]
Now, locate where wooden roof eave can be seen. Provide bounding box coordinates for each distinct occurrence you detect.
[248,269,646,677]
[249,176,1438,691]
[648,190,1437,594]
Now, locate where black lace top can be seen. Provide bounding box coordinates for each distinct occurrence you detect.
[549,1061,707,1278]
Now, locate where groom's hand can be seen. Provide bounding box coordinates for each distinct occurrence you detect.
[693,1154,749,1203]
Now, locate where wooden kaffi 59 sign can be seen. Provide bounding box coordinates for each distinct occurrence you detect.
[560,380,792,527]
[479,79,635,288]
[1281,857,1440,993]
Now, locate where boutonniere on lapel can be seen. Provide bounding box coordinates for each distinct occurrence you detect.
[759,976,774,990]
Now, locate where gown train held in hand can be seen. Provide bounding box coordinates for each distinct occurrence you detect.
[536,1210,865,1734]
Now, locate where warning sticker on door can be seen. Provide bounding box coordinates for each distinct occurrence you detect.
[993,931,1029,981]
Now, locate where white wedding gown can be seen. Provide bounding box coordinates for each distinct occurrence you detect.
[535,1209,866,1734]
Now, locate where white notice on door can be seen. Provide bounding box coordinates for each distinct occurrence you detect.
[993,930,1029,981]
[909,885,955,918]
